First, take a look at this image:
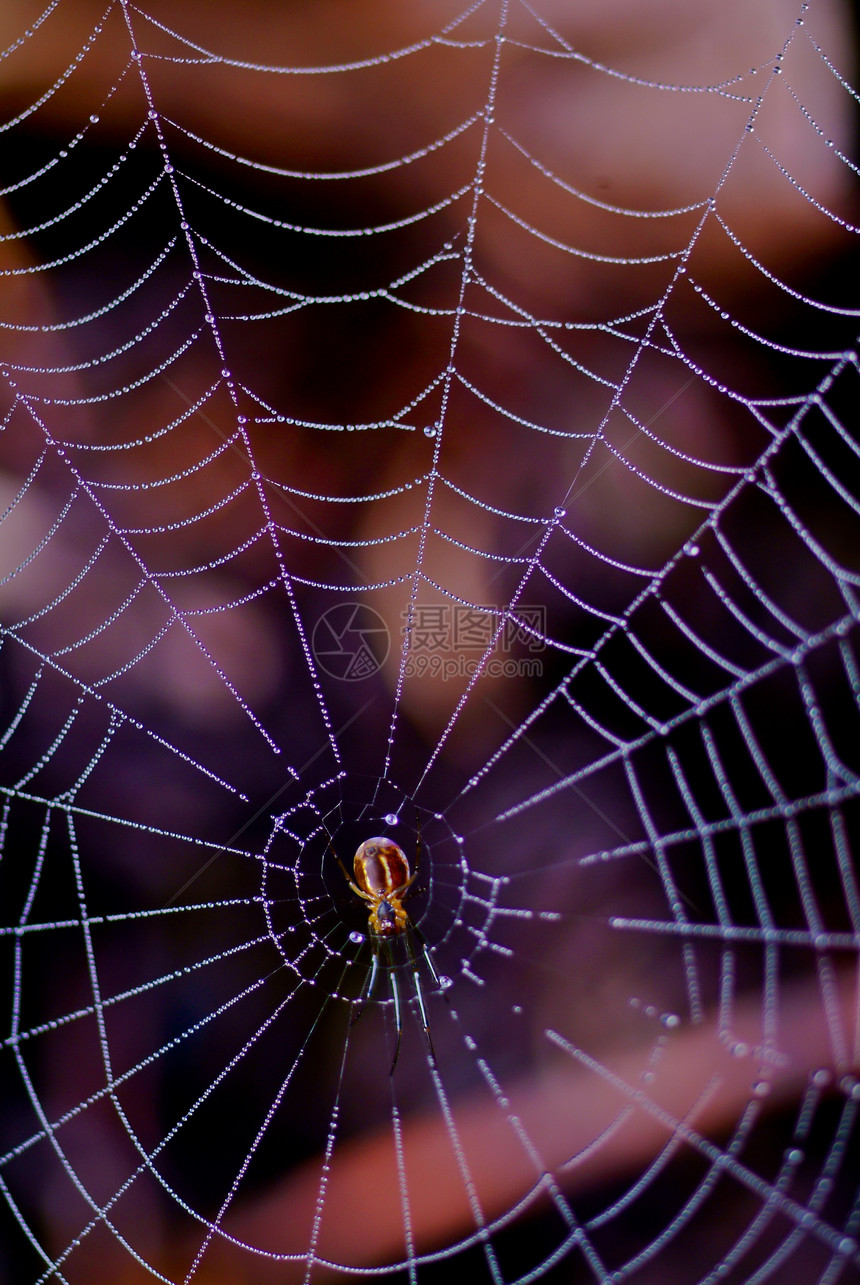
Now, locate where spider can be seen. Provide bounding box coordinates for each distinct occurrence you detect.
[334,828,441,1072]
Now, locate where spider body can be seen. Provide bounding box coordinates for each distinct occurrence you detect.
[333,828,441,1071]
[352,838,413,937]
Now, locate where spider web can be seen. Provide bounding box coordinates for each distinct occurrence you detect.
[1,0,860,1281]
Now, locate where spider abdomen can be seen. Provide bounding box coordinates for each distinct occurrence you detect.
[353,838,410,897]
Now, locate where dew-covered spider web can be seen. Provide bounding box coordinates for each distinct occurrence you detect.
[2,1,860,1282]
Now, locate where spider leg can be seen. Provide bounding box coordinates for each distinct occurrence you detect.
[410,919,442,991]
[385,938,404,1075]
[350,932,380,1027]
[404,926,436,1067]
[391,870,418,899]
[415,808,421,872]
[388,809,422,904]
[392,813,423,901]
[323,829,359,898]
[340,860,367,898]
